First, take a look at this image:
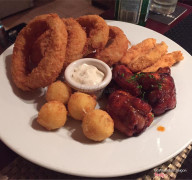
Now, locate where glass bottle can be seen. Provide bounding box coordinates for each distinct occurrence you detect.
[115,0,151,26]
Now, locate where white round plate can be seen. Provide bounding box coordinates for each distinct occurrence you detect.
[0,21,192,178]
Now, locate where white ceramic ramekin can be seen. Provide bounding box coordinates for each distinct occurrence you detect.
[64,58,112,98]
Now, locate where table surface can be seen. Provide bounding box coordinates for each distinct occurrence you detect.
[0,2,192,179]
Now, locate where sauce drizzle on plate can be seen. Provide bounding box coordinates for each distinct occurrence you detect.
[157,126,165,132]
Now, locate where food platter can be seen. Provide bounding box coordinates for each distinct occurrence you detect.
[0,20,192,178]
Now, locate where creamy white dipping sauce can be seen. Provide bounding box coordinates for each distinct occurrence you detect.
[72,63,104,86]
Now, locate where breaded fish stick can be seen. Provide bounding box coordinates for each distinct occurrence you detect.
[142,51,184,72]
[128,41,168,72]
[120,38,156,65]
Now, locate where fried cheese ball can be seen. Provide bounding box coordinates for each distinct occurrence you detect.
[68,92,96,120]
[46,81,72,104]
[37,101,67,130]
[82,109,114,141]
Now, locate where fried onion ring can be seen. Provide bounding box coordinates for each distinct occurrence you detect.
[11,14,67,91]
[62,18,87,68]
[95,26,129,66]
[77,15,109,50]
[30,18,87,68]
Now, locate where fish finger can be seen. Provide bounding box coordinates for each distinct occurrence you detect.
[120,38,156,65]
[142,51,184,72]
[128,41,168,72]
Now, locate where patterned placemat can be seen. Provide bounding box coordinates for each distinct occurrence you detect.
[0,144,191,179]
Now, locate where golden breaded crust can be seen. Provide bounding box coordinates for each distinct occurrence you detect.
[37,101,67,130]
[120,38,156,65]
[95,26,129,66]
[77,15,109,50]
[68,92,97,120]
[63,18,87,68]
[46,80,72,104]
[82,109,114,141]
[127,41,168,72]
[11,14,68,91]
[142,51,184,72]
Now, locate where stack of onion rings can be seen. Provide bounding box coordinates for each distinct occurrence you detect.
[11,14,131,91]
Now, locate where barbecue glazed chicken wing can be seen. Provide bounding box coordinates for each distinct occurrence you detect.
[106,65,176,136]
[111,65,176,116]
[107,90,154,137]
[112,65,141,97]
[137,67,176,116]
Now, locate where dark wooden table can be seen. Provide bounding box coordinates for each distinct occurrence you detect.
[0,3,192,178]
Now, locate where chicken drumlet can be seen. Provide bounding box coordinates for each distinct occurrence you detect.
[138,67,176,116]
[107,90,154,137]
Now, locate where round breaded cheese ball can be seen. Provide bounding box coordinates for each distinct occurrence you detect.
[68,92,96,120]
[37,101,67,130]
[82,109,114,141]
[46,80,72,104]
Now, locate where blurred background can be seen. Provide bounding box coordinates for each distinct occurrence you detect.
[0,0,191,29]
[0,0,113,29]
